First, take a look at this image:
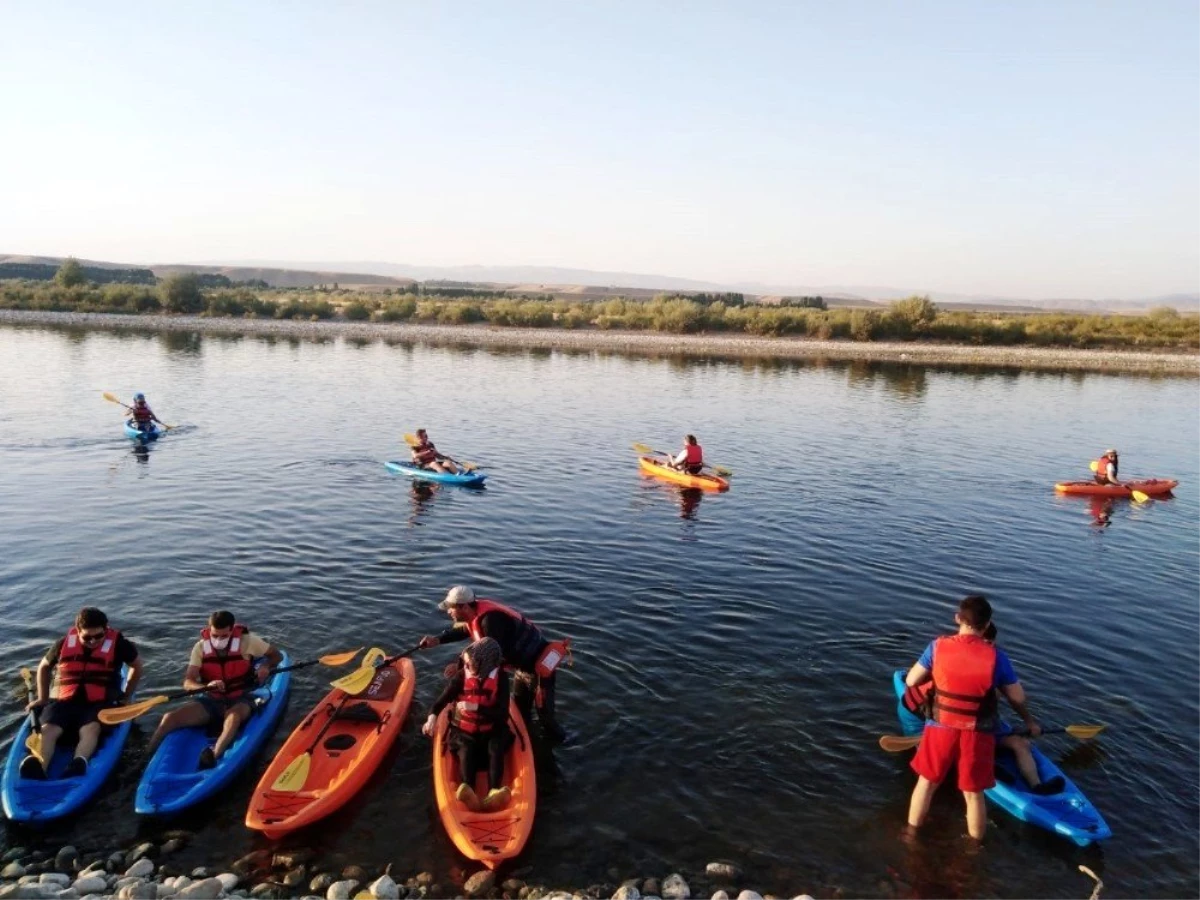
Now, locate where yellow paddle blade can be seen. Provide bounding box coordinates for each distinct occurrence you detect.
[878,734,922,753]
[102,391,123,405]
[329,647,387,695]
[362,647,387,667]
[1064,723,1107,740]
[1130,490,1150,503]
[457,461,478,472]
[1089,460,1099,473]
[712,466,733,477]
[98,695,169,725]
[318,647,364,667]
[19,667,33,690]
[403,432,419,447]
[271,750,312,792]
[24,732,43,761]
[631,442,654,455]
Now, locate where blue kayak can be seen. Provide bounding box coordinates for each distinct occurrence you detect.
[124,420,162,442]
[385,460,487,486]
[1,668,134,823]
[135,652,292,815]
[891,670,1111,846]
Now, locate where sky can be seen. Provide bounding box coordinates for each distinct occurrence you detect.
[1,1,1197,299]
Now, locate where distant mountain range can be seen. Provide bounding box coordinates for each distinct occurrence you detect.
[3,253,1196,312]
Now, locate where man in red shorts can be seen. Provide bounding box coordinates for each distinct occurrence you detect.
[904,594,1043,839]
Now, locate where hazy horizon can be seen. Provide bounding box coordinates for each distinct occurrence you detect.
[2,2,1197,298]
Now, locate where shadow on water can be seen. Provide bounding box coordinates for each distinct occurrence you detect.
[158,331,203,356]
[846,361,930,401]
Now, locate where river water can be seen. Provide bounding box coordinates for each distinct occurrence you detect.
[0,323,1196,898]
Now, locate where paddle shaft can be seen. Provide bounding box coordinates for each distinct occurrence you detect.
[300,645,417,755]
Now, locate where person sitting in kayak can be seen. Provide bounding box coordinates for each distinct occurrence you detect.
[21,607,143,780]
[1093,449,1122,486]
[422,637,512,812]
[145,610,282,770]
[130,393,164,435]
[668,434,704,475]
[904,594,1047,840]
[901,622,1065,797]
[410,428,457,474]
[419,585,572,746]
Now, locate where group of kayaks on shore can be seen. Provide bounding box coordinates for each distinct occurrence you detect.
[5,588,571,870]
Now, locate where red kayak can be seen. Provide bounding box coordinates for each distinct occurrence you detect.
[1055,478,1178,498]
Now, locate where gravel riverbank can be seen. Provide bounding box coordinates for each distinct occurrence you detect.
[1,310,1195,375]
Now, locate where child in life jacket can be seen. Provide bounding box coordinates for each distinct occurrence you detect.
[423,637,512,811]
[669,434,704,475]
[902,622,1065,795]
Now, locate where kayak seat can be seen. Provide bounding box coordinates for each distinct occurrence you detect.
[333,702,383,724]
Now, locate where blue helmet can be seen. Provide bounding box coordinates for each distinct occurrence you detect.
[134,393,145,401]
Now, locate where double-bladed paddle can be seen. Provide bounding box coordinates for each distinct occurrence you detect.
[19,667,44,761]
[102,391,177,431]
[328,643,422,696]
[632,442,733,478]
[402,433,479,472]
[877,723,1107,753]
[1088,460,1149,502]
[97,648,363,725]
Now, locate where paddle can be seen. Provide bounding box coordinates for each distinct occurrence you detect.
[632,442,733,478]
[878,723,1108,753]
[102,392,177,431]
[19,668,43,761]
[98,648,363,725]
[328,643,422,696]
[1088,460,1148,502]
[402,433,478,472]
[271,647,392,792]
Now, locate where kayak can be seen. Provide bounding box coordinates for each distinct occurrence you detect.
[385,461,487,487]
[432,699,536,869]
[1,668,134,823]
[124,420,162,442]
[135,652,292,815]
[245,657,416,838]
[638,456,729,492]
[1055,479,1177,497]
[891,670,1111,846]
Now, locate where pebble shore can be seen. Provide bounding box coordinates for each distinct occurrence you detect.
[1,309,1195,375]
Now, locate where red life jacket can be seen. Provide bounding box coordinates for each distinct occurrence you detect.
[198,625,253,700]
[132,403,153,423]
[684,443,703,466]
[53,627,120,703]
[1094,456,1117,484]
[901,679,933,718]
[453,667,501,734]
[466,598,545,668]
[414,440,438,464]
[930,634,998,731]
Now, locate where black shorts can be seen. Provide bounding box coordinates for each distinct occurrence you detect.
[195,695,254,723]
[41,700,106,734]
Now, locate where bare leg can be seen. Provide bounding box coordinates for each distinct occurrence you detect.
[999,735,1041,787]
[964,791,988,839]
[74,722,102,761]
[38,723,64,762]
[147,702,212,757]
[212,703,251,759]
[907,775,939,829]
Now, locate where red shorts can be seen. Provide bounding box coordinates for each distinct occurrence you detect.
[911,724,996,792]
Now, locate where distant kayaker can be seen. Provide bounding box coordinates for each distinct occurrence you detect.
[130,393,163,435]
[667,434,704,475]
[1093,449,1122,486]
[901,621,1065,798]
[419,585,572,745]
[21,607,143,780]
[144,611,282,770]
[422,637,512,812]
[410,428,456,475]
[904,594,1046,840]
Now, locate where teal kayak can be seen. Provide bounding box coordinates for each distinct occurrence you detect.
[385,460,487,486]
[891,670,1111,846]
[124,420,161,442]
[135,652,292,815]
[1,668,134,823]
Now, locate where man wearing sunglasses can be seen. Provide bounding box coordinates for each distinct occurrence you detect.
[22,607,142,779]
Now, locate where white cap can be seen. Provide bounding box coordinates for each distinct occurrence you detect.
[439,585,476,610]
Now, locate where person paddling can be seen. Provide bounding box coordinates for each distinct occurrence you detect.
[422,637,512,812]
[130,393,164,435]
[901,622,1065,798]
[419,585,572,745]
[904,594,1046,840]
[1093,449,1122,486]
[145,611,281,769]
[667,434,704,475]
[21,608,143,780]
[410,428,457,475]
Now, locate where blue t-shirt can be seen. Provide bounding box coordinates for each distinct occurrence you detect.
[917,639,1017,687]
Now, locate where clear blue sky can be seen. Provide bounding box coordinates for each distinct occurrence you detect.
[1,1,1196,298]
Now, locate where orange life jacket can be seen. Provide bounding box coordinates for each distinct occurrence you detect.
[466,598,545,668]
[1094,456,1117,484]
[901,679,933,718]
[53,627,120,702]
[684,443,703,466]
[930,634,997,731]
[453,667,501,734]
[198,624,253,700]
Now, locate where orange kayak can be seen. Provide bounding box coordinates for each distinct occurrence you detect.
[1055,478,1178,498]
[245,658,415,838]
[432,700,536,869]
[638,456,729,491]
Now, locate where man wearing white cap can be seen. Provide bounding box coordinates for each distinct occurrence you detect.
[419,585,571,745]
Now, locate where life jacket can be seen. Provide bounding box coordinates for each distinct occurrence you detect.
[53,627,120,702]
[198,624,253,700]
[132,403,153,423]
[1094,456,1117,484]
[466,599,546,670]
[684,443,703,466]
[453,667,501,734]
[901,679,933,718]
[414,440,438,464]
[930,634,998,731]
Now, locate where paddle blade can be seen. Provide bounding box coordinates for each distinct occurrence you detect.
[362,647,387,668]
[631,442,655,455]
[271,751,312,792]
[98,695,168,725]
[329,649,386,695]
[1131,490,1150,503]
[102,392,123,405]
[457,461,478,472]
[1064,724,1107,740]
[318,648,364,667]
[403,433,419,447]
[878,734,922,753]
[1089,460,1099,473]
[24,732,42,760]
[712,466,733,477]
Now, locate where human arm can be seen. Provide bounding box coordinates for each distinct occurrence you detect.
[420,623,470,649]
[999,682,1041,736]
[122,655,143,703]
[29,654,55,710]
[904,642,935,687]
[1105,462,1122,485]
[422,670,464,735]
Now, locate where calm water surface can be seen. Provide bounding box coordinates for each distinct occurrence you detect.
[0,324,1196,898]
